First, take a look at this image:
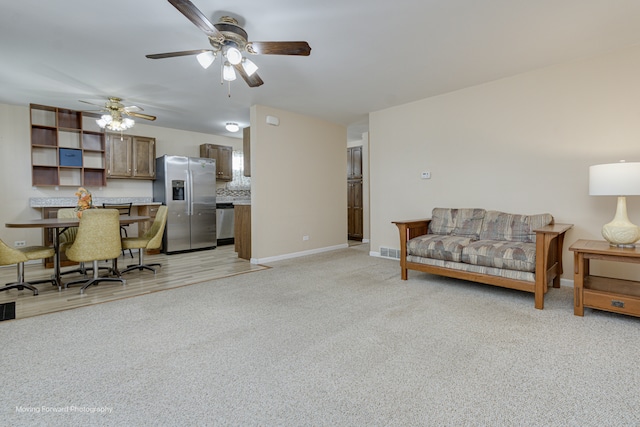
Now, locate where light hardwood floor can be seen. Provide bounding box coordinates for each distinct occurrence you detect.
[0,245,267,320]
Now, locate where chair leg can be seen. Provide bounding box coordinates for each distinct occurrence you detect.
[0,263,55,296]
[121,226,134,258]
[120,248,162,275]
[65,260,126,294]
[60,261,111,277]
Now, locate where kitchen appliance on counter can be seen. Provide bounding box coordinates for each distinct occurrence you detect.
[153,155,216,254]
[216,203,234,245]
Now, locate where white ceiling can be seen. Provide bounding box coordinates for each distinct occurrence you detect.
[2,0,640,141]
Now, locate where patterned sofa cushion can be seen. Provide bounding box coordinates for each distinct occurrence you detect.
[428,208,457,235]
[478,211,553,243]
[451,208,486,239]
[407,234,472,262]
[428,208,486,237]
[461,240,537,272]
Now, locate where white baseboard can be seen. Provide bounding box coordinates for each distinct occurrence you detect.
[251,243,349,264]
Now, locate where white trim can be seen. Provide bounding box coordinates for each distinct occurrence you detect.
[251,244,349,264]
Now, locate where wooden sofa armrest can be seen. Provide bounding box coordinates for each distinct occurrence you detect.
[393,219,431,280]
[533,223,573,309]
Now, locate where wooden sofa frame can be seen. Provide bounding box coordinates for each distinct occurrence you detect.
[393,219,573,309]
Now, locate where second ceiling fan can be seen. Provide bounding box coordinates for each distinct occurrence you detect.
[146,0,311,88]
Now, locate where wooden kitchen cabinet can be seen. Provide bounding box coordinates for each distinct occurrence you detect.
[243,127,250,177]
[200,143,232,181]
[106,134,156,179]
[30,104,107,187]
[235,203,251,260]
[347,146,363,240]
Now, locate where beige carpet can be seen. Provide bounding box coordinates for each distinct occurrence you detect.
[2,243,640,426]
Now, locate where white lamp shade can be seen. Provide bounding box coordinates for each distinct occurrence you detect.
[225,47,242,65]
[196,51,215,69]
[223,62,237,81]
[589,162,640,196]
[241,58,258,76]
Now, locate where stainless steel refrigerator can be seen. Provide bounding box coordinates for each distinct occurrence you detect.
[153,155,217,254]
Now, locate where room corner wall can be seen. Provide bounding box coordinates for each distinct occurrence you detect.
[250,105,347,262]
[370,44,640,280]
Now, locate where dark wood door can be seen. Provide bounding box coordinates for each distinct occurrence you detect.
[347,146,363,241]
[348,179,363,240]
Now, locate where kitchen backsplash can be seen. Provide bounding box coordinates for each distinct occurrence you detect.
[216,188,251,202]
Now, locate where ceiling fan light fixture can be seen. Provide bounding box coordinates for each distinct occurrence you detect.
[223,61,237,81]
[225,47,242,65]
[241,57,258,76]
[196,51,215,69]
[96,114,135,132]
[225,122,240,132]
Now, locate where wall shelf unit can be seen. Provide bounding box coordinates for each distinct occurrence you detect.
[30,104,107,187]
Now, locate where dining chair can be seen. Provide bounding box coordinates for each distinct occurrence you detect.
[0,238,55,296]
[57,208,111,277]
[102,202,134,258]
[120,205,168,275]
[64,209,126,294]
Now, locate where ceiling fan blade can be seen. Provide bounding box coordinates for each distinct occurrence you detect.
[124,105,143,113]
[146,49,213,59]
[78,100,105,107]
[167,0,224,40]
[126,111,157,121]
[233,64,264,88]
[247,41,311,56]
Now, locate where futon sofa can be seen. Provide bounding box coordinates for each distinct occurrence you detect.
[393,208,572,309]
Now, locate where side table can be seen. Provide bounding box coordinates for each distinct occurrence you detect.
[569,239,640,317]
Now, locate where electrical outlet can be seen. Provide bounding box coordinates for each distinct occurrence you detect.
[421,171,431,179]
[14,241,26,247]
[303,235,310,241]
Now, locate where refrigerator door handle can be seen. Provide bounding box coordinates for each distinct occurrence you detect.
[186,170,193,216]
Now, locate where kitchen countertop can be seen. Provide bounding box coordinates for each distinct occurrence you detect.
[216,196,251,205]
[30,197,159,208]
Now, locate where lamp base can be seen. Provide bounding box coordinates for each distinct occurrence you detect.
[601,196,640,247]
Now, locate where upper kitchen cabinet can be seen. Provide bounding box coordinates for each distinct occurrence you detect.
[199,143,232,181]
[347,146,362,179]
[106,134,156,179]
[30,104,107,187]
[243,127,250,177]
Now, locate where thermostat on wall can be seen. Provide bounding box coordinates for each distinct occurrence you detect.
[266,115,280,126]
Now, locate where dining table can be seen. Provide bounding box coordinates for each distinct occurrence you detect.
[5,215,150,289]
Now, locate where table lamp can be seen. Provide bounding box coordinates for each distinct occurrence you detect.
[589,161,640,247]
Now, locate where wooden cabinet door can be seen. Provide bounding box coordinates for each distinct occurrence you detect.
[348,180,363,240]
[243,127,251,177]
[107,135,132,177]
[217,145,233,181]
[347,146,362,179]
[199,143,233,181]
[132,136,156,179]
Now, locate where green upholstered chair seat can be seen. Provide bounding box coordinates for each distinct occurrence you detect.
[0,239,56,296]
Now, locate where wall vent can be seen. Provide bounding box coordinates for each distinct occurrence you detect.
[379,247,401,260]
[0,302,16,321]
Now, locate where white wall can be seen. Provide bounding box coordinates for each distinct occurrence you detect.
[370,44,640,281]
[0,103,239,247]
[250,105,347,262]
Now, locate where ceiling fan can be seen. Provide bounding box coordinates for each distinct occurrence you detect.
[80,97,156,132]
[145,0,311,89]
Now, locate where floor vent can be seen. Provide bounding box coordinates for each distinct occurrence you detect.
[0,302,16,321]
[379,247,401,260]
